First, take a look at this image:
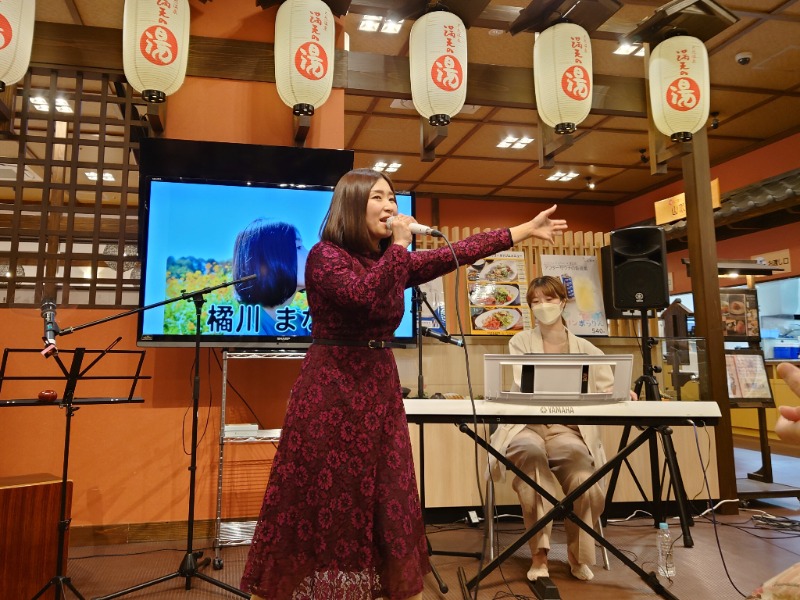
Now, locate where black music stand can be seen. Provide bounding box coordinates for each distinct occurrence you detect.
[0,345,147,600]
[603,310,695,547]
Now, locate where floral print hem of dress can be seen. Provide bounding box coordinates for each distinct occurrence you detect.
[240,228,512,600]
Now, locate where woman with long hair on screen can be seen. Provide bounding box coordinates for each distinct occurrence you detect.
[488,275,637,583]
[232,219,311,336]
[240,169,568,600]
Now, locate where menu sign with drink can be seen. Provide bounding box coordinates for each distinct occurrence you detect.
[541,255,608,336]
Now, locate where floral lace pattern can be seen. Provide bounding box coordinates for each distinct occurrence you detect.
[241,229,512,600]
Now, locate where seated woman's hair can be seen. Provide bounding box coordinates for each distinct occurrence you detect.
[233,220,299,308]
[527,275,568,306]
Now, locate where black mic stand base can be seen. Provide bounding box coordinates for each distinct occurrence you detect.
[32,576,86,600]
[95,551,247,600]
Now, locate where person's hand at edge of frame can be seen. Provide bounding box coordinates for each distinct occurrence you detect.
[775,362,800,445]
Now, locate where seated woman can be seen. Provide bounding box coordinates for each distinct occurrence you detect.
[232,219,311,336]
[488,275,635,583]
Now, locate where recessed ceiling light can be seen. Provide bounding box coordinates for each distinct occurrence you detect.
[373,161,401,172]
[497,135,534,149]
[488,29,504,37]
[85,170,115,182]
[546,171,579,182]
[359,15,381,32]
[614,42,646,57]
[380,20,403,34]
[360,15,402,34]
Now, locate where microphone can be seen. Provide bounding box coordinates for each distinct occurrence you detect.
[41,300,59,355]
[386,216,443,238]
[421,326,464,347]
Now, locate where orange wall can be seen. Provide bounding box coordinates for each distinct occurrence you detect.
[0,0,336,529]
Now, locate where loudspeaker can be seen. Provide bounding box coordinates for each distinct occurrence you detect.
[603,226,669,311]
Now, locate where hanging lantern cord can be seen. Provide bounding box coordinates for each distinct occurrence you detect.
[142,90,166,103]
[429,114,451,126]
[293,103,315,117]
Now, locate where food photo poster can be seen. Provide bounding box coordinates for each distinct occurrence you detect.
[467,251,529,335]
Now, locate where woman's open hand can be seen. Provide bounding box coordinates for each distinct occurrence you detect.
[510,205,568,244]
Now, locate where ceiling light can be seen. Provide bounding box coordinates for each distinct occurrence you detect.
[546,171,580,182]
[380,20,403,34]
[373,161,402,173]
[497,135,534,149]
[359,15,402,34]
[614,43,638,55]
[54,98,73,114]
[31,96,49,111]
[488,29,504,36]
[358,15,382,32]
[85,170,115,182]
[586,177,595,190]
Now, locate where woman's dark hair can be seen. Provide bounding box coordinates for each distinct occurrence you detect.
[232,219,299,308]
[527,275,568,306]
[320,168,395,254]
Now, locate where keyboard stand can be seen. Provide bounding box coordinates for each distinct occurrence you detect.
[455,422,680,600]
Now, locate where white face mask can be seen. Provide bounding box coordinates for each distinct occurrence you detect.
[532,302,563,325]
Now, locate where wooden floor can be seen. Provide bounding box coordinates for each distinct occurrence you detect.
[47,446,800,599]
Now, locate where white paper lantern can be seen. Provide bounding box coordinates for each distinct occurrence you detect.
[274,0,335,116]
[0,0,35,92]
[533,22,593,135]
[122,0,190,103]
[409,10,468,126]
[648,35,710,142]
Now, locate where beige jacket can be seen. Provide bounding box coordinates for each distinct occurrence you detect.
[487,327,611,484]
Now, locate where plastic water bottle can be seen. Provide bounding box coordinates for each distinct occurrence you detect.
[656,522,676,577]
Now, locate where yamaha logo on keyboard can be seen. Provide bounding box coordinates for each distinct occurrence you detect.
[540,406,576,414]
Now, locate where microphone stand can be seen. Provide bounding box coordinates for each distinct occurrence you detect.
[412,286,477,596]
[49,275,255,600]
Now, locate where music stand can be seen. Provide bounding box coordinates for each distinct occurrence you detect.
[0,344,147,600]
[603,310,695,547]
[34,275,254,599]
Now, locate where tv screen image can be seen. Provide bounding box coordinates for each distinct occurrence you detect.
[139,179,415,348]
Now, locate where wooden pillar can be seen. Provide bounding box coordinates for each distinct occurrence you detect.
[682,127,738,514]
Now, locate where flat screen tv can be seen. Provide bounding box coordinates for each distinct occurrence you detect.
[137,138,416,349]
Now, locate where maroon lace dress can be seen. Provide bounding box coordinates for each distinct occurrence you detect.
[240,229,512,600]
